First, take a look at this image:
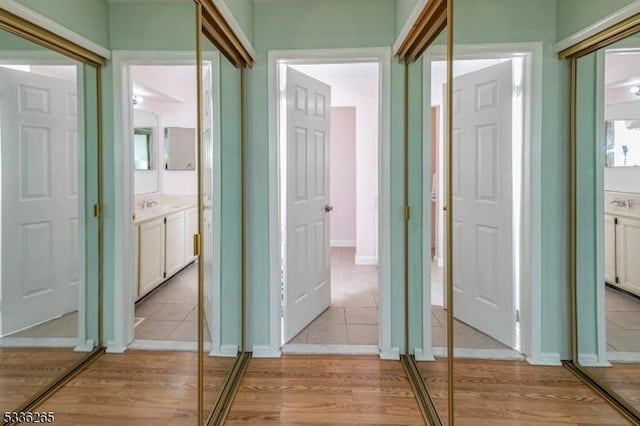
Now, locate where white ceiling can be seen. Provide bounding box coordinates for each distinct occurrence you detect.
[131,65,197,104]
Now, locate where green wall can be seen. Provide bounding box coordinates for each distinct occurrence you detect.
[247,0,408,352]
[14,0,109,47]
[453,0,571,358]
[556,0,636,41]
[395,0,419,37]
[221,0,254,43]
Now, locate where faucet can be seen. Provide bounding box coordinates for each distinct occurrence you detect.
[610,199,632,208]
[141,200,158,209]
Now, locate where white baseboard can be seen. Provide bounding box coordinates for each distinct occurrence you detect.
[526,352,562,366]
[0,337,78,348]
[607,351,640,362]
[578,353,611,367]
[252,344,282,358]
[128,339,200,352]
[432,346,525,360]
[282,343,379,355]
[74,340,95,352]
[106,340,128,353]
[380,346,400,360]
[330,239,356,247]
[414,347,435,361]
[355,255,379,266]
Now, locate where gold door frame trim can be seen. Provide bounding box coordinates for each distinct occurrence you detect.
[195,3,205,423]
[396,0,447,63]
[446,0,454,424]
[563,15,640,425]
[0,8,105,66]
[559,13,640,59]
[196,0,254,68]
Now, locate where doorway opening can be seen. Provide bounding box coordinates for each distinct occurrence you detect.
[109,52,221,354]
[279,62,380,352]
[426,48,538,360]
[268,49,397,358]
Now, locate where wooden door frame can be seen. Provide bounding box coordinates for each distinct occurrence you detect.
[263,48,394,359]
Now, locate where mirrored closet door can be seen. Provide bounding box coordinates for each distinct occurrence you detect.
[0,16,102,417]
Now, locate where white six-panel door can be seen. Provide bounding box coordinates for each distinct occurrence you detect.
[451,61,515,348]
[284,67,332,342]
[0,67,79,336]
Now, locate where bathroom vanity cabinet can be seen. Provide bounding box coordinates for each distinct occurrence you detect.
[135,204,197,299]
[605,192,640,297]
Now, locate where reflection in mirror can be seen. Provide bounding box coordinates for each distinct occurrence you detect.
[201,32,238,424]
[576,35,640,417]
[414,27,450,424]
[134,127,153,170]
[165,127,196,170]
[0,29,99,412]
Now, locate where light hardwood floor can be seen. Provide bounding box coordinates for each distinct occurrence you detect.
[418,358,631,425]
[35,351,235,425]
[0,348,84,412]
[226,355,423,425]
[586,363,640,415]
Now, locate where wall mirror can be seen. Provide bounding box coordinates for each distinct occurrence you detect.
[574,28,640,422]
[0,18,101,417]
[165,126,196,170]
[134,127,153,170]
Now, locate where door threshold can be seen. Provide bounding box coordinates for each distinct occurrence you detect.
[432,346,525,360]
[281,343,379,355]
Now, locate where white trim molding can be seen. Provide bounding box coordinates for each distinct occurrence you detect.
[109,50,221,354]
[330,239,356,247]
[267,47,392,359]
[354,256,378,266]
[554,0,640,53]
[393,0,428,55]
[0,0,111,59]
[421,42,544,363]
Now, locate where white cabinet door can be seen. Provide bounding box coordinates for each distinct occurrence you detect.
[138,217,166,297]
[616,217,640,296]
[604,214,616,285]
[165,211,186,277]
[184,207,198,264]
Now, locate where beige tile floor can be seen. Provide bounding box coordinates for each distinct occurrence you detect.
[606,286,640,352]
[430,261,512,350]
[288,247,379,345]
[135,262,198,341]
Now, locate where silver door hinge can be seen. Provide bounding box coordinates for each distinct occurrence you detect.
[514,85,523,97]
[516,309,521,323]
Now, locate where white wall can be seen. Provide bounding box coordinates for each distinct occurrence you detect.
[292,63,379,264]
[330,107,357,246]
[132,65,198,196]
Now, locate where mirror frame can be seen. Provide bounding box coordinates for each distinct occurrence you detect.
[0,7,106,417]
[563,13,640,425]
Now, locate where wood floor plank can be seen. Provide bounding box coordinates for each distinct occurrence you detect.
[418,358,631,425]
[35,350,235,425]
[226,355,424,425]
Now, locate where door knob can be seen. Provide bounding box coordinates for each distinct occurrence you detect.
[325,205,334,212]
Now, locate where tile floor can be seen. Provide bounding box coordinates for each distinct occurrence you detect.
[287,247,379,345]
[606,286,640,352]
[8,311,78,339]
[134,262,199,341]
[430,261,512,350]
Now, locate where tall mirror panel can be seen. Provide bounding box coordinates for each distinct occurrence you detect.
[575,35,640,418]
[450,0,568,423]
[0,27,101,414]
[412,26,450,424]
[200,29,241,425]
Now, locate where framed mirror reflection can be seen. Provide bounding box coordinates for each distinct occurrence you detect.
[0,17,102,417]
[574,30,640,422]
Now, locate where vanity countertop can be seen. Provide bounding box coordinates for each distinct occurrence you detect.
[133,194,197,224]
